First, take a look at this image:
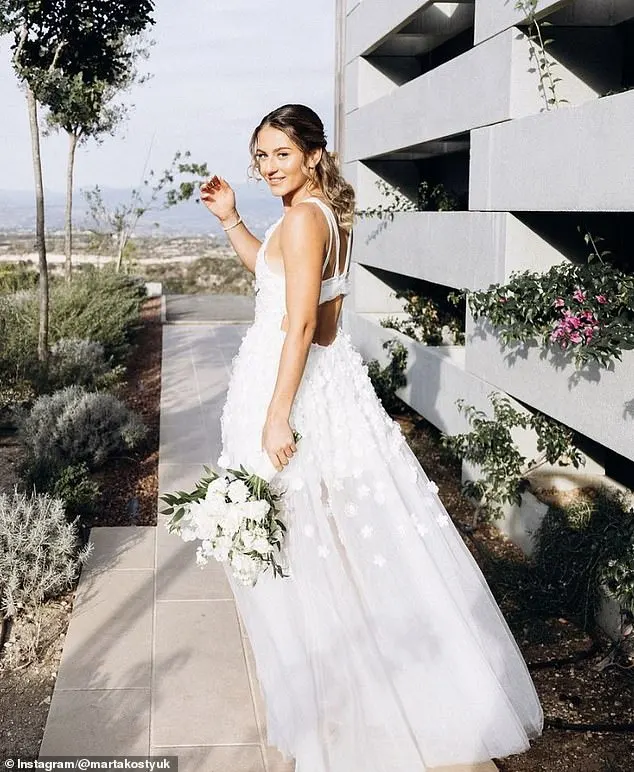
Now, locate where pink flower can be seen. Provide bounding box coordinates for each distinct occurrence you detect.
[553,298,565,308]
[573,288,587,303]
[595,294,607,304]
[498,296,508,303]
[584,328,595,341]
[569,332,583,344]
[562,312,583,330]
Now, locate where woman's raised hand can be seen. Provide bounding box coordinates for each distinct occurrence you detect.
[200,175,237,223]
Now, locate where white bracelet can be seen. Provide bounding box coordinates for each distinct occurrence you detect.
[222,215,243,232]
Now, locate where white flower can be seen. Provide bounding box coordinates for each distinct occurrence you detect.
[217,453,230,468]
[180,524,199,542]
[231,553,263,586]
[436,513,451,528]
[304,524,315,538]
[211,535,233,562]
[243,499,271,523]
[318,545,330,559]
[227,479,250,504]
[195,511,220,541]
[373,491,386,505]
[195,546,209,567]
[361,525,373,539]
[251,536,273,556]
[218,503,245,535]
[207,476,229,496]
[427,480,439,495]
[415,519,429,538]
[344,502,358,518]
[357,484,371,499]
[397,525,407,537]
[373,554,386,568]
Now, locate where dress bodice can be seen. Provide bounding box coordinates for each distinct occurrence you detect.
[254,198,352,324]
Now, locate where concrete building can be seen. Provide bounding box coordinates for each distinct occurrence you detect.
[337,0,634,504]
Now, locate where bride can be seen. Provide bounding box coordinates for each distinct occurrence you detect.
[200,103,543,772]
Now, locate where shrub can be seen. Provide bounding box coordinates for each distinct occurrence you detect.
[18,385,147,486]
[0,267,144,403]
[0,290,39,386]
[365,339,408,414]
[0,490,92,620]
[48,337,124,390]
[0,263,39,295]
[49,267,145,362]
[50,462,101,525]
[532,486,634,630]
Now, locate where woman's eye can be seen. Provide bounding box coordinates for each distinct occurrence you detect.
[278,153,289,158]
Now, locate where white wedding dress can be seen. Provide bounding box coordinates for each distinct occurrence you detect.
[218,198,543,771]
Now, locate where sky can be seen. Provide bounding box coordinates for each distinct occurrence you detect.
[0,0,336,193]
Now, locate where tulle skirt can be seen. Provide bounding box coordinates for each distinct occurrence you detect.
[218,319,543,771]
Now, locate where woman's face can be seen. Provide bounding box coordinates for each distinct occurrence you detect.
[254,125,320,200]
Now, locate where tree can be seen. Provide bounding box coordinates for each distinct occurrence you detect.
[44,38,152,282]
[84,151,210,272]
[2,0,155,360]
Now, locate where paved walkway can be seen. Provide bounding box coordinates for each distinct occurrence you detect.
[40,309,497,771]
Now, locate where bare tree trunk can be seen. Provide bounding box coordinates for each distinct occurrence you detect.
[64,130,78,283]
[26,85,48,362]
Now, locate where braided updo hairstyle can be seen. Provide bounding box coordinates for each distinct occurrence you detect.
[249,104,355,230]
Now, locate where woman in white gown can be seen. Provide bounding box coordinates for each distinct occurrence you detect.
[200,104,543,772]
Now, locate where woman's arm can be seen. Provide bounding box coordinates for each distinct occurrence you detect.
[200,176,262,274]
[262,203,327,471]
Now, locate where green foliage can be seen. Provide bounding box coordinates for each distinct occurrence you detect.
[50,462,101,524]
[356,179,461,220]
[49,267,145,362]
[441,392,584,522]
[0,489,91,620]
[0,267,143,406]
[514,0,566,111]
[381,288,465,346]
[532,487,634,629]
[365,340,408,414]
[83,150,210,271]
[18,385,146,488]
[7,1,154,99]
[0,262,38,294]
[48,338,124,391]
[464,259,634,369]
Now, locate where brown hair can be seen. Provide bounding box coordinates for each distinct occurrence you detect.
[249,104,355,230]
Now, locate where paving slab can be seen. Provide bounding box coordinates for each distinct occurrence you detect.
[166,294,255,323]
[152,600,259,747]
[40,689,151,756]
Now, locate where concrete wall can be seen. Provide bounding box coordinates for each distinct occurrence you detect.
[470,90,634,212]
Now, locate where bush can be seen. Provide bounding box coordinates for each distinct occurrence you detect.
[49,267,145,362]
[48,337,124,391]
[18,385,147,486]
[0,267,144,403]
[365,339,408,415]
[0,263,39,295]
[533,486,634,630]
[0,490,92,620]
[0,290,39,386]
[50,462,101,524]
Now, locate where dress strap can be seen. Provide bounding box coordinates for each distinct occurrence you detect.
[301,197,340,277]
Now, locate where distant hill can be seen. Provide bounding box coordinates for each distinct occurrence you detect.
[0,182,282,238]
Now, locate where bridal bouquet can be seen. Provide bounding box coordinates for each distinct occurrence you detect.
[160,447,296,587]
